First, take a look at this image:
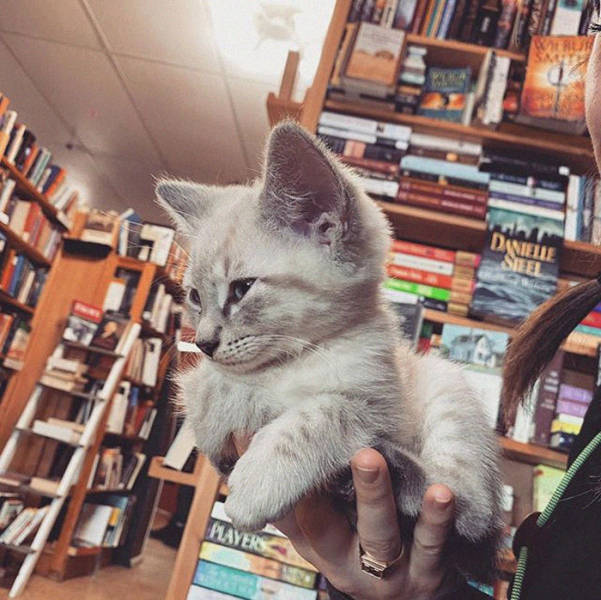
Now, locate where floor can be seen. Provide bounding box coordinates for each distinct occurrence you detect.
[0,520,177,600]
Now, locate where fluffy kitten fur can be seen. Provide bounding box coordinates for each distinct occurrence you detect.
[156,122,502,580]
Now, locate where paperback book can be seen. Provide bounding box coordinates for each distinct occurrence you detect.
[418,67,471,122]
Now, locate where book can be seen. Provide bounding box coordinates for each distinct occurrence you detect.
[519,35,593,133]
[396,188,487,218]
[199,541,317,589]
[470,207,563,324]
[192,561,317,600]
[418,67,471,122]
[550,0,586,34]
[90,314,128,352]
[341,22,406,98]
[439,323,509,426]
[389,250,454,275]
[73,503,114,546]
[80,209,119,246]
[32,419,81,444]
[532,464,565,512]
[63,301,103,346]
[531,350,565,445]
[163,423,196,470]
[391,239,455,262]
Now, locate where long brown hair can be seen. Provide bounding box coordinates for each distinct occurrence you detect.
[503,277,601,425]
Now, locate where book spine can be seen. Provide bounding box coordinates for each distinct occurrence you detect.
[531,350,564,445]
[437,0,457,37]
[555,398,589,418]
[527,0,546,36]
[401,155,490,185]
[388,265,453,287]
[558,383,593,404]
[400,178,488,203]
[489,171,565,192]
[409,146,479,165]
[381,0,400,26]
[339,155,399,176]
[411,0,430,31]
[459,0,482,40]
[193,561,317,600]
[389,250,455,274]
[390,239,455,262]
[199,541,317,589]
[581,311,601,329]
[574,324,601,338]
[384,277,451,301]
[486,197,565,221]
[396,189,487,218]
[361,0,376,20]
[349,0,366,21]
[494,0,518,46]
[489,180,565,203]
[447,0,469,37]
[489,191,561,212]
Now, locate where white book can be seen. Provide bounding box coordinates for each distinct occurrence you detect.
[317,124,408,149]
[551,0,585,35]
[156,294,173,333]
[360,177,399,198]
[74,504,113,547]
[319,111,412,142]
[126,453,147,490]
[382,287,420,304]
[381,0,399,26]
[35,168,52,193]
[0,110,17,135]
[409,132,482,156]
[139,408,157,440]
[163,422,196,470]
[483,55,510,125]
[487,198,565,222]
[555,413,584,426]
[210,501,285,537]
[141,338,162,387]
[564,174,581,242]
[389,251,454,275]
[0,179,16,214]
[187,587,237,600]
[17,271,36,304]
[13,506,48,546]
[488,180,565,204]
[0,507,35,544]
[103,280,126,313]
[32,419,81,445]
[140,224,175,266]
[150,284,166,329]
[105,383,129,434]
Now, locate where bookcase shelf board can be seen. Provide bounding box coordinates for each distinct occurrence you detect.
[499,437,567,469]
[0,159,69,231]
[423,308,599,357]
[0,290,35,315]
[379,201,601,279]
[148,456,199,487]
[325,100,595,170]
[0,222,52,267]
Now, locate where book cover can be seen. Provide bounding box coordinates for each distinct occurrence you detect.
[418,67,471,122]
[531,350,564,445]
[520,35,593,126]
[63,300,103,346]
[81,209,119,246]
[439,323,509,426]
[90,314,128,351]
[342,22,405,92]
[470,206,563,324]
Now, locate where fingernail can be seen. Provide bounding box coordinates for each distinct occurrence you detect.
[434,489,452,507]
[355,466,379,484]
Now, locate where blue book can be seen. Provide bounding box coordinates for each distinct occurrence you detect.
[400,155,490,185]
[437,0,457,38]
[8,256,25,297]
[193,561,317,600]
[418,67,471,123]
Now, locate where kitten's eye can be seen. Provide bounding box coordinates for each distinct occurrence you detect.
[188,288,201,307]
[231,278,256,302]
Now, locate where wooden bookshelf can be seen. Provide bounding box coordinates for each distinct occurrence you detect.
[1,158,69,230]
[0,289,35,315]
[499,437,567,470]
[0,221,52,267]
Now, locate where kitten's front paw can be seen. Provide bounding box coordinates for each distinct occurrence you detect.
[224,489,269,532]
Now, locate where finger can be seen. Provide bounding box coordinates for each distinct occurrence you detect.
[352,448,402,562]
[409,484,454,581]
[294,492,354,563]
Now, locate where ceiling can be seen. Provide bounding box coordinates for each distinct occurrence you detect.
[0,0,334,223]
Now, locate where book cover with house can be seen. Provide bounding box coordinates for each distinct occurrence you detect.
[470,206,563,324]
[440,323,509,426]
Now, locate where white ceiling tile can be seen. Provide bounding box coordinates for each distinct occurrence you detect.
[2,33,163,164]
[0,38,72,145]
[116,55,247,184]
[227,78,272,180]
[90,153,167,223]
[86,0,220,73]
[0,0,100,49]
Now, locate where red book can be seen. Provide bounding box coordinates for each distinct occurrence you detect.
[396,189,487,219]
[21,144,39,178]
[0,250,17,292]
[582,311,601,330]
[44,169,65,198]
[339,155,399,176]
[455,251,481,268]
[400,177,488,204]
[391,240,455,263]
[22,203,42,243]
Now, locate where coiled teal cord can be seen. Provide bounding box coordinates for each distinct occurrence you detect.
[510,431,601,600]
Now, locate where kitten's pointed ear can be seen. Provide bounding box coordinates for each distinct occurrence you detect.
[261,121,351,244]
[155,178,211,234]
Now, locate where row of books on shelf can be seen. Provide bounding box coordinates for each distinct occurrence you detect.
[188,501,322,600]
[124,337,162,388]
[106,380,158,439]
[348,0,591,46]
[143,281,183,335]
[0,313,31,371]
[331,16,592,133]
[0,171,68,259]
[0,499,48,548]
[81,208,184,277]
[88,448,146,492]
[72,494,135,549]
[0,250,49,307]
[0,93,78,224]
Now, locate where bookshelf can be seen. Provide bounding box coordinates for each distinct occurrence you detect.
[0,214,185,592]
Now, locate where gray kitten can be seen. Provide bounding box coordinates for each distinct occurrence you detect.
[156,122,502,581]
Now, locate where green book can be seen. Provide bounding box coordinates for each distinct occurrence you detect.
[385,278,450,302]
[574,324,601,337]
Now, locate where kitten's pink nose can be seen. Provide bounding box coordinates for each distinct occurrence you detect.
[196,339,219,358]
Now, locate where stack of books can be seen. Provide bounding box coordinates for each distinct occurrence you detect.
[317,110,409,198]
[0,493,24,534]
[0,505,49,547]
[0,314,31,371]
[88,448,146,492]
[188,500,319,600]
[398,133,488,218]
[385,240,480,316]
[124,337,162,388]
[72,495,135,549]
